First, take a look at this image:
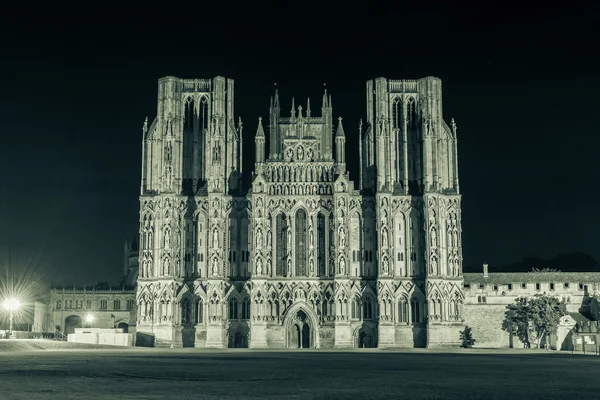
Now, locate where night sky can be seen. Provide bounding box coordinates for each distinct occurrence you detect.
[1,5,598,286]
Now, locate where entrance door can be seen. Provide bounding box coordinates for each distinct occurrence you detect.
[359,331,372,348]
[301,324,310,348]
[292,325,300,348]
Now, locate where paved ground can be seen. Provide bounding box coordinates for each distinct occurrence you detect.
[0,343,598,399]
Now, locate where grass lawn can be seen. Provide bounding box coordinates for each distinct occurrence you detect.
[0,342,597,399]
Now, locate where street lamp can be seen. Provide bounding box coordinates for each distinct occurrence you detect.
[2,298,21,337]
[85,314,94,327]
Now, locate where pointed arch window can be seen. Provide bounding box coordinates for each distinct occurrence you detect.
[411,299,420,323]
[317,213,326,276]
[392,97,401,130]
[398,298,409,322]
[184,97,194,130]
[276,214,288,277]
[195,299,204,323]
[181,299,191,324]
[199,96,209,133]
[406,97,416,129]
[295,209,307,277]
[363,298,373,319]
[229,299,239,320]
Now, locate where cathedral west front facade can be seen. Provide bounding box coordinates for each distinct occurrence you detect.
[135,76,464,348]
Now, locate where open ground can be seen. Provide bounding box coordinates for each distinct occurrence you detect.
[0,340,598,400]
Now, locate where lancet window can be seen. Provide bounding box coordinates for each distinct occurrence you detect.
[317,213,326,276]
[392,97,401,130]
[295,209,307,276]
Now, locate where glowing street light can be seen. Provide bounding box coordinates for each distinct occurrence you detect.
[85,314,94,326]
[2,298,21,337]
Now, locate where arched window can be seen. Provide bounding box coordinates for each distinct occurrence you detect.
[392,97,401,130]
[184,97,195,130]
[229,299,239,320]
[406,97,416,129]
[126,299,134,310]
[411,299,420,323]
[113,299,121,310]
[181,299,191,324]
[56,299,62,310]
[241,298,250,320]
[398,298,409,322]
[100,299,107,310]
[276,214,288,276]
[199,96,209,132]
[316,213,326,277]
[363,298,373,319]
[195,299,204,323]
[295,209,307,276]
[86,299,92,309]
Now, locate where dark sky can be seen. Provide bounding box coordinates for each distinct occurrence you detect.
[1,4,598,285]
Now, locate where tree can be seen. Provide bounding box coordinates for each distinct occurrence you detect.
[502,294,567,349]
[459,325,476,348]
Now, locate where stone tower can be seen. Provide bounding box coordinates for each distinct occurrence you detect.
[363,77,463,347]
[135,76,464,348]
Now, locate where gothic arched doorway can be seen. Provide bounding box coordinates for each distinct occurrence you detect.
[356,328,375,348]
[287,309,312,349]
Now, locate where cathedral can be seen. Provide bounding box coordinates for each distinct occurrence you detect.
[135,76,464,348]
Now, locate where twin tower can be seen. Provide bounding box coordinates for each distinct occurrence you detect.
[136,76,464,349]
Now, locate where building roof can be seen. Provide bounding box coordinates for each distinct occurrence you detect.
[463,272,600,285]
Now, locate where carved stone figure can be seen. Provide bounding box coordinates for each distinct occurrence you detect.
[212,228,219,248]
[339,257,345,275]
[256,228,263,248]
[339,227,346,248]
[256,258,263,275]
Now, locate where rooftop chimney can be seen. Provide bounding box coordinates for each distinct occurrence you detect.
[483,263,489,278]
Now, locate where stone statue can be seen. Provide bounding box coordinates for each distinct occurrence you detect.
[382,230,388,248]
[163,258,170,275]
[266,230,271,248]
[310,258,314,272]
[256,229,263,248]
[287,258,292,276]
[212,258,219,275]
[339,257,345,275]
[339,227,346,248]
[307,147,314,161]
[256,258,263,275]
[287,148,294,161]
[164,228,170,248]
[164,166,172,190]
[297,146,304,160]
[382,258,389,275]
[213,228,219,248]
[309,228,314,247]
[287,228,292,248]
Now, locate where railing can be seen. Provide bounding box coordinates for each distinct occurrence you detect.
[182,79,212,92]
[389,80,418,92]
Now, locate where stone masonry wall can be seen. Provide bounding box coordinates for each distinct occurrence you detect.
[463,304,513,348]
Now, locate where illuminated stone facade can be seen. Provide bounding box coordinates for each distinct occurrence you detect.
[136,76,464,348]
